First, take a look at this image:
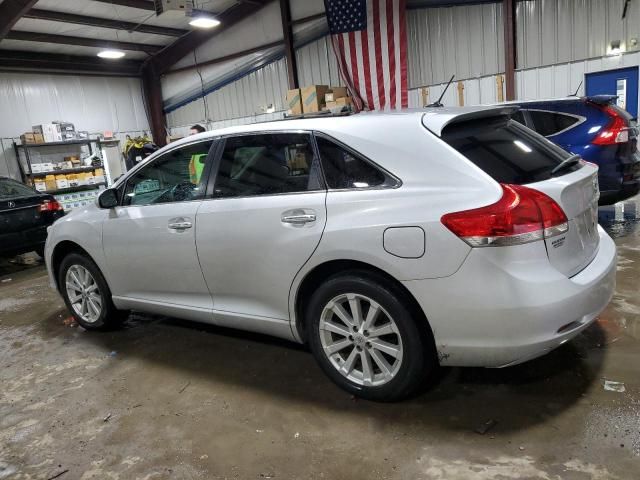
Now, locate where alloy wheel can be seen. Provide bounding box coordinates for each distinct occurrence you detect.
[319,293,403,387]
[65,265,102,324]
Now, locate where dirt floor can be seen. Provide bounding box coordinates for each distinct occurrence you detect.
[1,200,640,480]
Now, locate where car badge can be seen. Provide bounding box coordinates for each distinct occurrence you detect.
[7,201,15,208]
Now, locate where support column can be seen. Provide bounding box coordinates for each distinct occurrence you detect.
[503,0,516,101]
[141,62,167,147]
[279,0,299,89]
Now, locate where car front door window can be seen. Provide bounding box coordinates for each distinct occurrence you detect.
[124,141,213,206]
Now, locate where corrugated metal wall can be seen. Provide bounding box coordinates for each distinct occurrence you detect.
[295,36,341,87]
[0,72,149,179]
[166,58,289,130]
[407,3,504,88]
[516,0,640,69]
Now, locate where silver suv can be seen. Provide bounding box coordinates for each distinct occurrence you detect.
[46,108,616,401]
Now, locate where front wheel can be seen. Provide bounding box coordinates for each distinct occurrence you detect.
[307,272,434,402]
[58,253,126,330]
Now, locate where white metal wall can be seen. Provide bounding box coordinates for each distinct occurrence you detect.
[166,58,289,130]
[296,36,342,87]
[516,0,640,70]
[0,72,149,179]
[407,3,504,88]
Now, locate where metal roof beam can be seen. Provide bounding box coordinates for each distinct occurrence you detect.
[0,50,143,76]
[6,30,162,53]
[23,8,188,37]
[149,0,274,75]
[0,0,39,40]
[91,0,156,11]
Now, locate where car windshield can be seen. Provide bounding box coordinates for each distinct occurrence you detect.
[0,178,36,199]
[442,115,580,184]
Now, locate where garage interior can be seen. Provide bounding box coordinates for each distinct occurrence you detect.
[1,0,640,478]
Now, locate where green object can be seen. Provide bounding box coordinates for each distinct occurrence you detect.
[190,154,207,184]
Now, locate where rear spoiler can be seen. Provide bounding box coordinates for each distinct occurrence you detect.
[422,106,519,137]
[584,95,618,105]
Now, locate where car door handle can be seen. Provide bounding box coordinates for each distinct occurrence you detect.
[281,213,316,224]
[168,218,193,230]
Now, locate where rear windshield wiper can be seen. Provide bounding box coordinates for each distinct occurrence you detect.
[551,154,582,176]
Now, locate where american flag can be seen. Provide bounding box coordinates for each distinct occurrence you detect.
[325,0,408,111]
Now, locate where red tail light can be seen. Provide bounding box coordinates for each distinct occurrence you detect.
[592,105,629,145]
[441,184,568,247]
[40,199,64,212]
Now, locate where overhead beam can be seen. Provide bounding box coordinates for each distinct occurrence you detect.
[91,0,155,11]
[0,0,39,40]
[149,0,274,75]
[168,40,283,74]
[0,50,143,76]
[503,0,516,100]
[24,8,188,37]
[6,30,163,53]
[279,0,298,89]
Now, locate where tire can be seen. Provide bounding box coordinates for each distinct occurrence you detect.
[307,271,435,402]
[58,252,126,330]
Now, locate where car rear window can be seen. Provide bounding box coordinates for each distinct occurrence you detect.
[0,178,36,199]
[442,115,580,184]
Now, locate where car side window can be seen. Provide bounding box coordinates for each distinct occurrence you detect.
[123,141,213,206]
[213,133,323,197]
[526,110,579,137]
[510,110,526,125]
[315,136,394,189]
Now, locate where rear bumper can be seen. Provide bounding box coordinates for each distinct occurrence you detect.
[403,226,616,367]
[599,179,640,205]
[0,225,48,257]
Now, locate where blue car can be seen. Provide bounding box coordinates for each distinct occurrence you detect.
[509,96,640,205]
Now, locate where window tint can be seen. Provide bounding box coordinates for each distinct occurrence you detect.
[315,136,390,189]
[442,116,580,184]
[527,110,579,136]
[0,178,36,199]
[124,141,213,206]
[214,133,322,197]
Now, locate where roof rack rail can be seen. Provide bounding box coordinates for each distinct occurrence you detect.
[274,109,356,122]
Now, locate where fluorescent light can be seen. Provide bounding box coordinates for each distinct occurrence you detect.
[189,15,221,29]
[97,50,126,59]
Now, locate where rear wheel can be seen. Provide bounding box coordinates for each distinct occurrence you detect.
[58,253,126,330]
[307,272,434,401]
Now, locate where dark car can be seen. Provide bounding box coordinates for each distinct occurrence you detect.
[0,176,64,258]
[509,95,640,205]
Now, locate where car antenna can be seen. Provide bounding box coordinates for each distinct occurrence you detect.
[569,80,583,97]
[427,75,455,107]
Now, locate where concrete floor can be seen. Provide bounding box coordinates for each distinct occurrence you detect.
[1,202,640,480]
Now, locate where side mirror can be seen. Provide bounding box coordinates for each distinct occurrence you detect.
[98,188,119,209]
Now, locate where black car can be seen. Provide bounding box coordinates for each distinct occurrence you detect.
[0,176,65,258]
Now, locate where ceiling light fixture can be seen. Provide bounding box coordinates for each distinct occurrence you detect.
[97,49,126,59]
[189,13,220,29]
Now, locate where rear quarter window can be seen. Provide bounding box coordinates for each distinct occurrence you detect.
[442,115,580,184]
[526,110,581,136]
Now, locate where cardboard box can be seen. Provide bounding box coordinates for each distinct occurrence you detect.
[286,88,303,115]
[41,162,54,172]
[55,174,68,190]
[326,97,353,111]
[31,163,43,173]
[42,123,62,143]
[326,87,349,102]
[34,178,46,192]
[55,122,75,132]
[20,133,38,144]
[301,85,329,113]
[76,131,89,140]
[62,132,76,141]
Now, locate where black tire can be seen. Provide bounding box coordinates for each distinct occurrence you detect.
[307,271,435,402]
[58,252,127,330]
